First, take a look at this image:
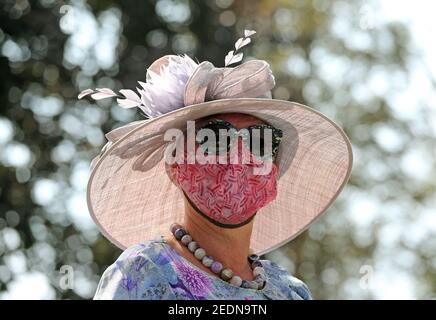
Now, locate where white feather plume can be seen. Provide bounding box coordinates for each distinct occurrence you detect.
[78,54,198,118]
[78,30,257,116]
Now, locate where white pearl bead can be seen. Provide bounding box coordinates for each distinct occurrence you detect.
[230,275,242,287]
[194,248,206,260]
[188,241,198,252]
[181,234,192,245]
[202,256,213,267]
[253,266,265,277]
[220,268,233,281]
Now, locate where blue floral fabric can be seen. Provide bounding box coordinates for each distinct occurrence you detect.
[94,238,312,300]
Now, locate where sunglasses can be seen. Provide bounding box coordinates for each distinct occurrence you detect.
[194,118,283,160]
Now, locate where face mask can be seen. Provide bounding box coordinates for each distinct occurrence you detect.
[171,141,278,228]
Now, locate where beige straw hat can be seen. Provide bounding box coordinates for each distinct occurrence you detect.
[80,31,353,255]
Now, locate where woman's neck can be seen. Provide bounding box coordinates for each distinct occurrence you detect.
[165,200,255,280]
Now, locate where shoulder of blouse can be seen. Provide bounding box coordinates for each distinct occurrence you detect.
[261,259,313,300]
[93,240,175,300]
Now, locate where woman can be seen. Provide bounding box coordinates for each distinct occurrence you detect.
[80,30,352,300]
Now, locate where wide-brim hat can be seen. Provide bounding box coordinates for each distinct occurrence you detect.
[81,36,353,256]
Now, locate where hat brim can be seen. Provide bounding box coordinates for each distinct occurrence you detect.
[87,98,353,255]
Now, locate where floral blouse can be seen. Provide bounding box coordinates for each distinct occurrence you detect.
[94,238,312,300]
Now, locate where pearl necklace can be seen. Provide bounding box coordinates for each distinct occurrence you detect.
[170,223,267,290]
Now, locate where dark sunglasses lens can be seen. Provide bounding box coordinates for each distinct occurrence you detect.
[249,130,265,158]
[198,122,231,154]
[248,126,280,159]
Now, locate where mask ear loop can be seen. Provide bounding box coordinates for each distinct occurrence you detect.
[181,190,257,229]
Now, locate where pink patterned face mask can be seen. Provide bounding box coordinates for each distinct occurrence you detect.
[171,141,278,228]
